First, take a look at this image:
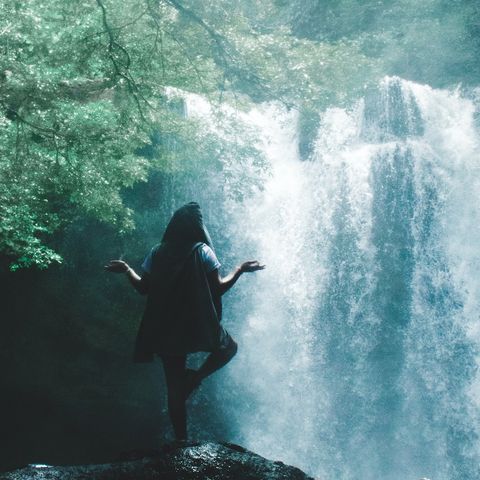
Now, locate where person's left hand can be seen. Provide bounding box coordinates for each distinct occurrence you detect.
[104,260,129,273]
[240,260,266,273]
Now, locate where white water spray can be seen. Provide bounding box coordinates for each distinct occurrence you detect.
[186,77,480,480]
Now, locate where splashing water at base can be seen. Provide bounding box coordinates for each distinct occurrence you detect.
[186,77,480,479]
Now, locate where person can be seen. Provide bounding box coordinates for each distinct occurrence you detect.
[104,202,264,440]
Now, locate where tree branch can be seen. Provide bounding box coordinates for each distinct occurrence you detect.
[83,7,148,40]
[95,0,149,121]
[162,29,207,92]
[163,0,235,69]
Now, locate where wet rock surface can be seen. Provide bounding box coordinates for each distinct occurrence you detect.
[0,442,314,480]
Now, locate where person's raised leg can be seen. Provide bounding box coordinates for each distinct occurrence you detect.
[161,354,187,440]
[185,336,237,399]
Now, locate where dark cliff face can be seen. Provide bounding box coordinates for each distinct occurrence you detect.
[0,442,314,480]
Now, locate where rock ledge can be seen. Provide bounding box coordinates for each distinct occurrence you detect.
[0,441,314,480]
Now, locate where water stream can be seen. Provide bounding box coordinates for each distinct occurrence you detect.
[188,77,480,480]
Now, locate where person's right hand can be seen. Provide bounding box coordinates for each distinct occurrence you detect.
[104,260,129,273]
[240,260,266,273]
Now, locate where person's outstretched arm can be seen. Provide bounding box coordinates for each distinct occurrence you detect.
[104,260,150,295]
[208,260,265,296]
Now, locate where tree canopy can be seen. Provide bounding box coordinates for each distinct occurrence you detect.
[0,0,383,270]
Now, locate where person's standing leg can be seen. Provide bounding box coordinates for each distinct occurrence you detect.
[160,355,187,440]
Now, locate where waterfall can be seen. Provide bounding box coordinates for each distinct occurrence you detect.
[186,77,480,479]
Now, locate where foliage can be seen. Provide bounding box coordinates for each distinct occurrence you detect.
[282,0,480,87]
[0,0,380,270]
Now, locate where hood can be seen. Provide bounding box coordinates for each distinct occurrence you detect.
[162,202,213,248]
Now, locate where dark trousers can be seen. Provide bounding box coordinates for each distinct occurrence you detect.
[160,336,238,440]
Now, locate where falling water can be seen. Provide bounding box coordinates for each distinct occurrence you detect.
[187,77,480,479]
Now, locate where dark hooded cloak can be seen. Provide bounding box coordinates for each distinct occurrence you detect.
[133,202,225,362]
